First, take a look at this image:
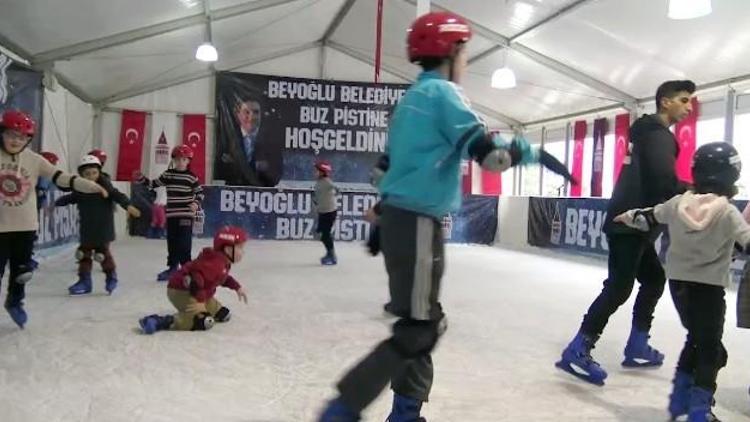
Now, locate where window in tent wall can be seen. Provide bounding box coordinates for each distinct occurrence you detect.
[541,126,567,196]
[734,113,750,199]
[521,129,543,196]
[602,132,616,198]
[696,117,726,147]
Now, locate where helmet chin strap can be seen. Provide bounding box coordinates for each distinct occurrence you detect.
[224,245,236,263]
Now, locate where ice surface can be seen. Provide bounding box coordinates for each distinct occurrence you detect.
[1,238,749,421]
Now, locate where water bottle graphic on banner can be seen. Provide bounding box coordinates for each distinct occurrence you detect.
[550,202,562,245]
[442,214,453,240]
[193,209,205,235]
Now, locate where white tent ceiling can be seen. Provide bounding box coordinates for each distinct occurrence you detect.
[2,0,750,128]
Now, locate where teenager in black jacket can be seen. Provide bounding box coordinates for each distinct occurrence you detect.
[556,80,695,386]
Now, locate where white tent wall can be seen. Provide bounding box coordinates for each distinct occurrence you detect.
[42,85,94,173]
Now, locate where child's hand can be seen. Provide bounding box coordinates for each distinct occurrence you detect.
[127,205,141,218]
[236,288,248,304]
[364,207,378,223]
[189,202,199,213]
[185,301,207,314]
[613,212,629,223]
[97,184,109,198]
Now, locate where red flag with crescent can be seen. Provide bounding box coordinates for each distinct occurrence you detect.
[182,114,206,183]
[613,113,630,184]
[116,109,146,181]
[570,120,587,197]
[674,97,699,183]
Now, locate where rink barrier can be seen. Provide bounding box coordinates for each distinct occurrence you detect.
[36,186,79,250]
[199,185,498,244]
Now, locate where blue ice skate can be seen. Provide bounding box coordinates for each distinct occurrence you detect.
[622,327,664,367]
[4,301,27,329]
[555,331,608,386]
[321,251,337,266]
[156,266,177,282]
[319,398,360,422]
[68,272,93,295]
[28,258,39,271]
[386,394,426,422]
[105,272,118,295]
[139,314,173,334]
[687,386,720,422]
[668,370,693,420]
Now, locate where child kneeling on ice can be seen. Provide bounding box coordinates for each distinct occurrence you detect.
[139,226,249,334]
[614,142,747,422]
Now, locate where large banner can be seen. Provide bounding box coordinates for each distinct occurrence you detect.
[115,110,147,181]
[613,113,630,184]
[570,121,586,197]
[214,72,408,187]
[200,186,498,244]
[36,186,79,250]
[674,97,699,183]
[528,197,610,256]
[0,55,44,152]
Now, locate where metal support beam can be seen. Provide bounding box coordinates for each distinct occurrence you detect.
[33,0,302,65]
[509,0,593,42]
[563,122,571,196]
[319,44,327,79]
[327,41,522,128]
[99,41,320,106]
[0,31,96,103]
[408,0,636,106]
[725,87,736,144]
[321,0,358,42]
[539,126,546,195]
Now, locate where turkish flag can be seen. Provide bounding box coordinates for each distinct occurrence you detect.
[591,118,607,197]
[674,97,699,183]
[570,120,587,197]
[116,110,146,181]
[182,114,206,183]
[613,113,630,184]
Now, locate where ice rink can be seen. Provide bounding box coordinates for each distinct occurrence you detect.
[1,238,749,422]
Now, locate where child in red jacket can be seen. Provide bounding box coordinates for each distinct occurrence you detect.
[139,226,249,334]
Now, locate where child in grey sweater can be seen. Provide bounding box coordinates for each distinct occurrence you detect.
[313,160,338,265]
[614,142,748,422]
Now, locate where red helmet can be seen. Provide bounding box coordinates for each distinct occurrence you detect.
[171,144,194,159]
[315,160,332,175]
[0,109,36,136]
[407,12,472,63]
[88,149,107,165]
[40,151,59,166]
[213,226,248,250]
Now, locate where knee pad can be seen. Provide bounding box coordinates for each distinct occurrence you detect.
[192,313,215,331]
[75,249,90,261]
[214,306,231,323]
[93,252,106,263]
[13,263,33,284]
[389,317,446,358]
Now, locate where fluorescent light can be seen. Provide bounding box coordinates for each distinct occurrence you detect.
[491,67,517,89]
[195,43,218,62]
[668,0,712,20]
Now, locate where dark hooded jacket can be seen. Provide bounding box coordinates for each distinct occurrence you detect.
[603,114,689,236]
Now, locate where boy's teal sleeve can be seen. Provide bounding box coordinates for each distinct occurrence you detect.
[438,83,487,158]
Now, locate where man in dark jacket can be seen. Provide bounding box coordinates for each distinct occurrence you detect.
[556,80,695,386]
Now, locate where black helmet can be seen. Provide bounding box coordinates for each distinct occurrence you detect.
[692,142,741,196]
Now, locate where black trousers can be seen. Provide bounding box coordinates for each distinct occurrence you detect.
[317,211,337,252]
[0,231,36,306]
[581,234,666,337]
[336,206,445,411]
[166,217,193,268]
[671,280,727,392]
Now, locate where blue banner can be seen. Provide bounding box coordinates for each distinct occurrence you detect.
[36,185,79,250]
[201,186,498,244]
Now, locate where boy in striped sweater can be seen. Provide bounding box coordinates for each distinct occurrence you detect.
[136,145,204,281]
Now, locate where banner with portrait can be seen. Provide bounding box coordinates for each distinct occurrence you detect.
[214,72,409,187]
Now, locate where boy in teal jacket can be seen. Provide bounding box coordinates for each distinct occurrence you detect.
[319,11,540,422]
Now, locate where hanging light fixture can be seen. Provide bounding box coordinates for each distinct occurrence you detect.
[491,48,516,89]
[668,0,712,20]
[491,67,517,89]
[195,42,218,62]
